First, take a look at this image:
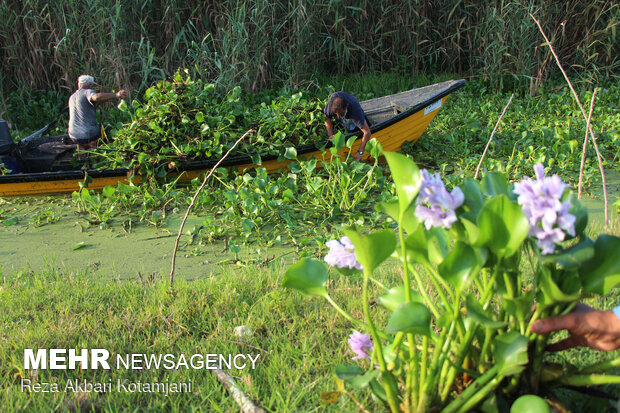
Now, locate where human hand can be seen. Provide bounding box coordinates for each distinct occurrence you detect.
[531,303,620,351]
[116,89,128,99]
[328,134,334,140]
[352,151,363,161]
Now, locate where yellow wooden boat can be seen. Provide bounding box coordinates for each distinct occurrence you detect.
[0,79,465,196]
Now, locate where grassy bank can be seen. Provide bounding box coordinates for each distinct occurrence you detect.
[1,258,619,412]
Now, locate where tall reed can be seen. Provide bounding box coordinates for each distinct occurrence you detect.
[1,0,617,95]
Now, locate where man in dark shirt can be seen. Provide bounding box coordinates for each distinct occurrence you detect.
[68,75,128,151]
[323,92,371,161]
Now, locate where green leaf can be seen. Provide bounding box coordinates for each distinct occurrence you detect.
[2,216,18,226]
[461,178,484,213]
[476,195,529,258]
[579,235,620,295]
[344,229,396,274]
[377,201,419,234]
[282,258,329,298]
[466,294,506,328]
[349,370,381,389]
[332,131,345,150]
[538,267,580,305]
[385,302,431,336]
[403,225,430,266]
[102,185,116,199]
[366,138,383,158]
[346,136,357,148]
[542,239,594,270]
[481,172,512,199]
[378,286,424,312]
[493,332,528,377]
[502,291,534,323]
[384,152,421,214]
[438,242,486,290]
[510,394,551,413]
[427,227,450,265]
[334,365,365,381]
[568,196,588,237]
[284,147,298,160]
[73,242,87,250]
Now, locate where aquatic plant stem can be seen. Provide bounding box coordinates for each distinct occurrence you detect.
[530,13,609,225]
[169,128,254,288]
[362,265,400,413]
[475,94,514,180]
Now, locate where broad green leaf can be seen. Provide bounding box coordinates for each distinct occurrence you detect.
[385,302,431,336]
[332,131,345,150]
[476,195,529,258]
[510,394,551,413]
[503,292,534,323]
[568,195,588,237]
[366,138,383,158]
[579,235,620,295]
[346,136,357,148]
[461,218,480,244]
[377,201,419,234]
[102,185,116,199]
[384,152,421,214]
[481,172,512,199]
[334,365,364,381]
[344,229,396,274]
[378,286,424,312]
[466,294,506,328]
[542,239,594,270]
[493,332,528,377]
[349,370,381,389]
[2,216,18,226]
[403,225,430,266]
[438,242,485,290]
[538,267,580,306]
[284,147,298,160]
[461,178,484,214]
[427,227,450,265]
[282,258,329,298]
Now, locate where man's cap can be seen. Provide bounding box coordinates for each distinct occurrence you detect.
[78,75,94,86]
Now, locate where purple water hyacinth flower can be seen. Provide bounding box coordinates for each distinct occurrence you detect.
[348,331,373,360]
[514,164,576,254]
[415,169,464,230]
[324,236,363,270]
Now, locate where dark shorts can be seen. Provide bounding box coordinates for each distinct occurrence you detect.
[68,131,101,144]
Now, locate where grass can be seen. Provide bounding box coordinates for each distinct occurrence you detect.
[1,257,618,412]
[0,257,416,412]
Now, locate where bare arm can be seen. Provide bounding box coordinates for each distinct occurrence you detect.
[353,121,372,161]
[531,303,620,351]
[91,89,128,104]
[324,118,335,140]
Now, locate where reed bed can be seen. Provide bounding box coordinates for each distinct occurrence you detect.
[0,0,618,97]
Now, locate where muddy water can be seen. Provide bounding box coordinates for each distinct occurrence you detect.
[0,198,293,280]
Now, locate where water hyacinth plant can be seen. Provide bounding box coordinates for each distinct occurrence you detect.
[283,152,620,412]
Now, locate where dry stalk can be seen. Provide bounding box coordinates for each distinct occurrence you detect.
[578,89,597,200]
[213,368,266,413]
[475,94,514,180]
[530,13,609,225]
[169,128,254,287]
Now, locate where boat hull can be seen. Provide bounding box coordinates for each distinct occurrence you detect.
[0,80,464,196]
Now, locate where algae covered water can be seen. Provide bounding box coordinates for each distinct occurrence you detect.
[0,196,295,280]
